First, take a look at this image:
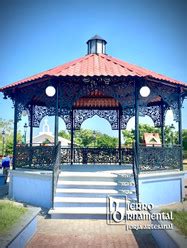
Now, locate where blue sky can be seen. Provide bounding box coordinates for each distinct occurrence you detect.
[0,0,186,137]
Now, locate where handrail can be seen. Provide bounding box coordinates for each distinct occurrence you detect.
[133,142,139,203]
[52,142,61,209]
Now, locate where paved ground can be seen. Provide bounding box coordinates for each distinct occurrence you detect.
[27,200,187,248]
[26,215,158,248]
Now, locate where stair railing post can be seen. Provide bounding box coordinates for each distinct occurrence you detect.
[134,81,140,202]
[70,110,74,165]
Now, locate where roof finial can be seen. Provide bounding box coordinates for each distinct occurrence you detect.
[87,35,107,55]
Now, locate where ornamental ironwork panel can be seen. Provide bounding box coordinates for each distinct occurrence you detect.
[59,77,135,109]
[60,147,133,164]
[170,101,179,122]
[74,109,118,130]
[16,145,56,170]
[28,105,71,129]
[29,106,55,127]
[140,80,178,106]
[16,102,29,122]
[139,106,161,127]
[121,108,135,129]
[139,80,180,122]
[61,148,71,164]
[121,148,133,164]
[73,148,120,164]
[139,145,181,171]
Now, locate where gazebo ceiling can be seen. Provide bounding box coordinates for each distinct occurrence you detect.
[0,53,186,92]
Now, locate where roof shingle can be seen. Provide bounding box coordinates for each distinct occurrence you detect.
[1,53,186,91]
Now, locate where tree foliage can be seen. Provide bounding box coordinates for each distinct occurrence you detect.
[0,119,22,156]
[58,125,187,149]
[183,129,187,150]
[59,128,118,148]
[58,130,70,140]
[122,124,186,149]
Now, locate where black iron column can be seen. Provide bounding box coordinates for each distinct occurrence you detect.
[29,105,33,147]
[135,82,140,172]
[29,104,34,167]
[118,108,122,165]
[161,100,165,146]
[178,88,183,171]
[54,85,59,146]
[12,95,18,170]
[70,110,74,164]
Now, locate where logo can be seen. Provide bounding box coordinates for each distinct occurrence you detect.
[107,194,127,225]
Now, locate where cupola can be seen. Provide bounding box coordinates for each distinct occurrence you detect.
[87,35,107,54]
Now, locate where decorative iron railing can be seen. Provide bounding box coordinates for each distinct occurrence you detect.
[15,144,182,172]
[61,147,133,164]
[52,142,61,208]
[139,144,182,171]
[16,144,55,170]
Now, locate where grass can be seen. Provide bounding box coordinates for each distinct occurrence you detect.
[0,200,27,234]
[161,209,187,236]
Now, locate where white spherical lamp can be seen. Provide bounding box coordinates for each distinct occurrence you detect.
[140,86,150,98]
[45,86,56,97]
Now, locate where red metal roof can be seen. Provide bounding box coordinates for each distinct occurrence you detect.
[1,53,186,91]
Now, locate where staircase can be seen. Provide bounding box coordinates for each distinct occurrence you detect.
[49,165,137,219]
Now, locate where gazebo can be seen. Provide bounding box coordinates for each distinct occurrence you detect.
[1,35,187,207]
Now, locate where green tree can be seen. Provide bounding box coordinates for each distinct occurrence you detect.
[122,129,134,147]
[164,125,178,145]
[74,129,96,147]
[0,119,13,156]
[122,124,179,146]
[182,129,187,150]
[59,128,118,148]
[58,130,70,140]
[96,133,118,148]
[0,118,22,156]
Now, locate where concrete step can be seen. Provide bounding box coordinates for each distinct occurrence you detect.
[57,180,118,186]
[56,188,119,194]
[49,206,124,219]
[55,192,136,199]
[59,170,133,176]
[50,207,125,214]
[56,180,135,190]
[54,196,130,203]
[59,171,133,182]
[54,202,128,208]
[58,177,134,183]
[53,196,135,208]
[50,165,137,219]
